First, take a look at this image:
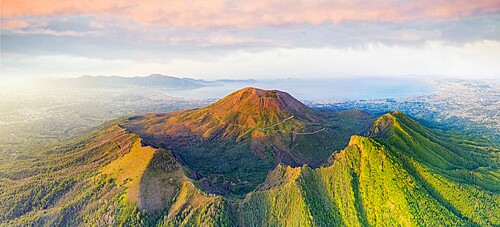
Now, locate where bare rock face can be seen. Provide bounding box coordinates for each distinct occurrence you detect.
[365,113,396,138]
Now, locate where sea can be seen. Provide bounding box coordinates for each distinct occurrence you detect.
[164,77,436,101]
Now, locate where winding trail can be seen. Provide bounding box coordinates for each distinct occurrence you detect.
[293,127,326,135]
[205,98,326,136]
[256,116,294,131]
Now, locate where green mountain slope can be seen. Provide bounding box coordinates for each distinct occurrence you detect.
[240,112,500,226]
[0,120,232,226]
[1,88,498,226]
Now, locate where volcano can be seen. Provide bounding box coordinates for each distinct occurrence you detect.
[123,87,374,195]
[4,87,498,226]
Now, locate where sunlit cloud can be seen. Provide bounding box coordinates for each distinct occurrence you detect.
[2,41,499,80]
[1,1,499,79]
[3,0,499,28]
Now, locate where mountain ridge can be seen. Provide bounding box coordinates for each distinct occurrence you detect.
[44,74,257,89]
[122,87,375,196]
[163,87,321,139]
[1,88,498,226]
[240,112,499,226]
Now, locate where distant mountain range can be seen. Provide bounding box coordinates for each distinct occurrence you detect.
[48,74,257,89]
[1,87,498,226]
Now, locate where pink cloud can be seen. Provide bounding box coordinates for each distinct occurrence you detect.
[1,18,48,30]
[2,0,499,29]
[1,19,31,29]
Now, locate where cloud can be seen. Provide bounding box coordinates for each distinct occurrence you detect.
[3,14,498,63]
[2,41,499,79]
[1,19,31,29]
[2,0,499,28]
[1,1,498,80]
[15,29,101,37]
[2,2,498,51]
[0,17,49,29]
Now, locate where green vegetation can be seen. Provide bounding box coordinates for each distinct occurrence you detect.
[240,112,499,226]
[123,88,375,196]
[0,120,231,226]
[1,88,498,226]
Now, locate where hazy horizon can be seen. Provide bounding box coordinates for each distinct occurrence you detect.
[2,72,500,82]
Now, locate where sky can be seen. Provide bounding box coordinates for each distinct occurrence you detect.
[1,0,499,80]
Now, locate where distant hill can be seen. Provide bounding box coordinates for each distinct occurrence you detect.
[47,74,257,89]
[1,88,498,226]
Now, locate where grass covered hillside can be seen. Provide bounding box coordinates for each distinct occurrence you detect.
[0,120,232,226]
[240,112,499,226]
[1,88,498,226]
